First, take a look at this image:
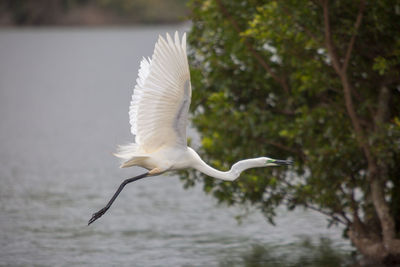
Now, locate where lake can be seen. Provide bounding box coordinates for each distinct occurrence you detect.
[0,25,353,266]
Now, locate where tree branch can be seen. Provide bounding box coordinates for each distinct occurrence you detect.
[304,203,347,225]
[348,230,389,261]
[322,0,372,163]
[342,0,366,72]
[322,0,342,73]
[323,0,399,250]
[337,185,352,224]
[283,197,346,225]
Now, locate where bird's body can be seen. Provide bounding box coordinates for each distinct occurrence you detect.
[119,145,196,175]
[114,31,192,173]
[88,31,292,225]
[118,145,280,181]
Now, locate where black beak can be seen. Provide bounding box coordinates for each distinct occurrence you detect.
[274,159,293,166]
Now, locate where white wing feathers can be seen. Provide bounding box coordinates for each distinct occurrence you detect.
[116,32,191,160]
[129,57,151,137]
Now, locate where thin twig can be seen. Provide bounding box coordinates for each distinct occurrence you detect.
[283,197,347,225]
[342,0,366,72]
[322,0,342,73]
[337,184,352,224]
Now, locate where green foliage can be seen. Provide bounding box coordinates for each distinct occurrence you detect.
[182,0,400,232]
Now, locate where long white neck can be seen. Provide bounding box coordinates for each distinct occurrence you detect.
[188,148,264,181]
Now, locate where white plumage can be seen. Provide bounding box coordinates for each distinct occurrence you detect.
[88,31,292,225]
[115,32,191,165]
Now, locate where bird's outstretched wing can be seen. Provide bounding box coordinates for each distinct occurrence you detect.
[129,32,191,153]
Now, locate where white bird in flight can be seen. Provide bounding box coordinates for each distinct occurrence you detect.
[88,32,292,225]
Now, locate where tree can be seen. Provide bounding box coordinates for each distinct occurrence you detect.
[182,0,400,263]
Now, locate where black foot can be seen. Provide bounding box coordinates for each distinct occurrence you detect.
[88,207,109,225]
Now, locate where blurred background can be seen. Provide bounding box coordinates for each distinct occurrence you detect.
[2,0,399,266]
[0,0,188,25]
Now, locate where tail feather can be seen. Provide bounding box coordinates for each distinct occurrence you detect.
[113,143,148,168]
[119,156,148,168]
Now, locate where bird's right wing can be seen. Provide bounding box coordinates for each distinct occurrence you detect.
[129,32,191,153]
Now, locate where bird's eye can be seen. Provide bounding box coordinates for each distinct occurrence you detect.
[266,159,275,164]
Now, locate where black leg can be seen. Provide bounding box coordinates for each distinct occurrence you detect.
[88,172,149,225]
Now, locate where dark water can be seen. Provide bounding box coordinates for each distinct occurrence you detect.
[0,26,353,266]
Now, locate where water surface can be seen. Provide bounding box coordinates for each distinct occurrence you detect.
[0,26,352,266]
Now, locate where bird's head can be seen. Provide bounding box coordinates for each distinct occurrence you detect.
[230,157,293,178]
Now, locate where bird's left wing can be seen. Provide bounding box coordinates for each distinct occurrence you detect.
[129,32,191,152]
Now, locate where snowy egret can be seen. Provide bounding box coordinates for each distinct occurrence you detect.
[88,32,292,225]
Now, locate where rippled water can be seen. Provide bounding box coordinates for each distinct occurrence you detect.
[0,26,353,266]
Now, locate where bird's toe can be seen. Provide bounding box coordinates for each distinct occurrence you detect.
[88,207,109,225]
